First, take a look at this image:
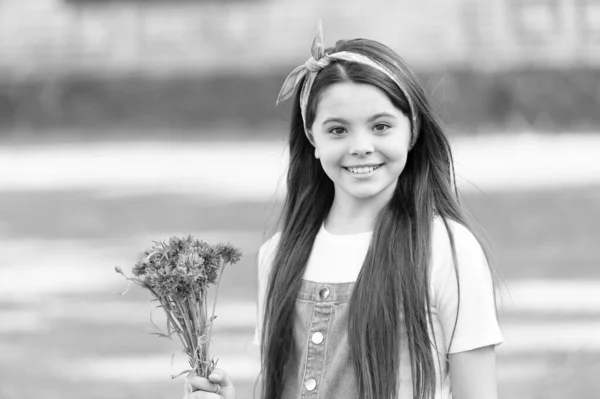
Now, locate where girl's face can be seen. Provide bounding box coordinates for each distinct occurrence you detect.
[309,82,412,205]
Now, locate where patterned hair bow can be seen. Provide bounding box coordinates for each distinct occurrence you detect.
[276,20,419,149]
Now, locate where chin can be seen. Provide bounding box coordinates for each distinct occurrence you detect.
[346,187,386,201]
[343,179,399,201]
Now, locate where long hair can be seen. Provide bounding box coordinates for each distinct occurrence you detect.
[261,38,492,399]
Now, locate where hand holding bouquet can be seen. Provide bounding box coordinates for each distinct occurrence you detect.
[115,235,242,385]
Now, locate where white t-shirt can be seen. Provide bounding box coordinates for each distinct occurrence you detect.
[254,217,503,397]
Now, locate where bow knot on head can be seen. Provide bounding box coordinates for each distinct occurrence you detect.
[275,20,328,106]
[304,54,330,73]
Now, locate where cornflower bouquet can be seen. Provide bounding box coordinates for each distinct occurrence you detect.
[116,234,242,380]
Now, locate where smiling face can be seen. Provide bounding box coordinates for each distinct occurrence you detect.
[309,81,412,207]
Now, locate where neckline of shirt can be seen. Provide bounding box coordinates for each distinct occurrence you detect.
[320,222,373,240]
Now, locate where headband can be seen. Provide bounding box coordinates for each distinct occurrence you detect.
[276,20,419,149]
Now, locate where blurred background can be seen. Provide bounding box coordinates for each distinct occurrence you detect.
[1,0,599,398]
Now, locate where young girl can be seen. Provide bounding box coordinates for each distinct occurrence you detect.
[188,21,503,399]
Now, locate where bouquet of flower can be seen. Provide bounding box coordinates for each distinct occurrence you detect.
[115,234,242,380]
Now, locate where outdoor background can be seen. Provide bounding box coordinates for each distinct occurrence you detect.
[1,0,599,398]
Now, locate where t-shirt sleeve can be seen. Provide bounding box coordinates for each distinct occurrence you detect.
[253,233,280,346]
[431,220,503,354]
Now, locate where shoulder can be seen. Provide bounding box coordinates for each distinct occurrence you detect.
[257,231,282,278]
[429,216,491,288]
[430,216,485,264]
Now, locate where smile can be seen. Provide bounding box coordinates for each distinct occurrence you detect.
[343,164,383,175]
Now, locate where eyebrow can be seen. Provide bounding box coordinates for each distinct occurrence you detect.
[322,112,397,125]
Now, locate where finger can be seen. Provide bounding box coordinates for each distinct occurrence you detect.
[208,368,233,387]
[189,391,222,399]
[188,376,220,393]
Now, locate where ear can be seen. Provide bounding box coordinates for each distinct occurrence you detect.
[305,130,320,158]
[305,130,316,147]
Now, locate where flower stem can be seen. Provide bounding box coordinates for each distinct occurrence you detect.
[205,259,228,371]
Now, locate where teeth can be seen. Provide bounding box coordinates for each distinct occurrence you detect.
[347,165,379,174]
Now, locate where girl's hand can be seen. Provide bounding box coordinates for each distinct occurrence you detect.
[187,368,236,399]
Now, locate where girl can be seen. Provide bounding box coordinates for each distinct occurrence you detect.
[189,21,503,399]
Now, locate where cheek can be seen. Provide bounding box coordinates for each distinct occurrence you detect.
[381,148,409,177]
[392,152,409,171]
[393,148,409,165]
[385,133,410,163]
[317,143,344,165]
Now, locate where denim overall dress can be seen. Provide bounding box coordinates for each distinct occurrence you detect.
[278,279,416,399]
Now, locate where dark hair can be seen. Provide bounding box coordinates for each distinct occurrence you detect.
[261,38,493,399]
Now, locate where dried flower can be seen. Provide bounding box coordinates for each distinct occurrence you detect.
[116,235,242,379]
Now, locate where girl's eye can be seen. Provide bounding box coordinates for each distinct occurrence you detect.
[373,123,390,132]
[328,127,347,135]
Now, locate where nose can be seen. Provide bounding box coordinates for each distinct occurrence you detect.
[348,131,374,157]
